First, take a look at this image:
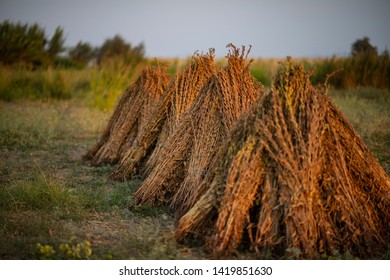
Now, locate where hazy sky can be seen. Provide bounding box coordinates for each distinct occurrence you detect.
[1,0,389,58]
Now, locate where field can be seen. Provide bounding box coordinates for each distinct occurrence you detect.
[0,62,389,259]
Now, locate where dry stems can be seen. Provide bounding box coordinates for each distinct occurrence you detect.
[84,65,170,165]
[176,59,390,259]
[133,45,263,215]
[111,50,216,179]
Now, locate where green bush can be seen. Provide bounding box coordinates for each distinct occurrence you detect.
[310,53,390,89]
[88,59,145,111]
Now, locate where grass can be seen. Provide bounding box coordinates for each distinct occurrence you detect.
[0,66,89,101]
[330,88,390,172]
[0,74,388,259]
[0,100,204,259]
[0,61,145,111]
[1,55,388,109]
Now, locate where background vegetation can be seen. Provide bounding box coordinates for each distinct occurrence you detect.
[1,21,389,112]
[0,21,147,110]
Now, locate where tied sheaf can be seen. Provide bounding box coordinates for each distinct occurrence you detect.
[84,45,390,259]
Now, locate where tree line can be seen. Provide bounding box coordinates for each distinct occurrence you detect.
[0,20,145,68]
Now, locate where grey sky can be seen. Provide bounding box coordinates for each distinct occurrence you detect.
[0,0,389,58]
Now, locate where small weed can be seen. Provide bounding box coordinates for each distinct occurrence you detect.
[35,238,92,259]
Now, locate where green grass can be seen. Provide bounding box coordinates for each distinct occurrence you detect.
[1,55,389,109]
[0,61,146,111]
[0,67,89,101]
[0,102,68,149]
[330,88,390,172]
[0,100,201,259]
[0,100,108,150]
[87,60,146,111]
[0,174,80,213]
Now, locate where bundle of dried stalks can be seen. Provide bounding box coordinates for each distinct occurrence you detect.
[112,50,216,179]
[176,60,390,259]
[84,65,170,165]
[133,45,263,214]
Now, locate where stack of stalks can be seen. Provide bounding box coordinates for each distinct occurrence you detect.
[84,65,171,165]
[112,50,216,179]
[132,45,263,214]
[176,60,390,259]
[85,47,389,259]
